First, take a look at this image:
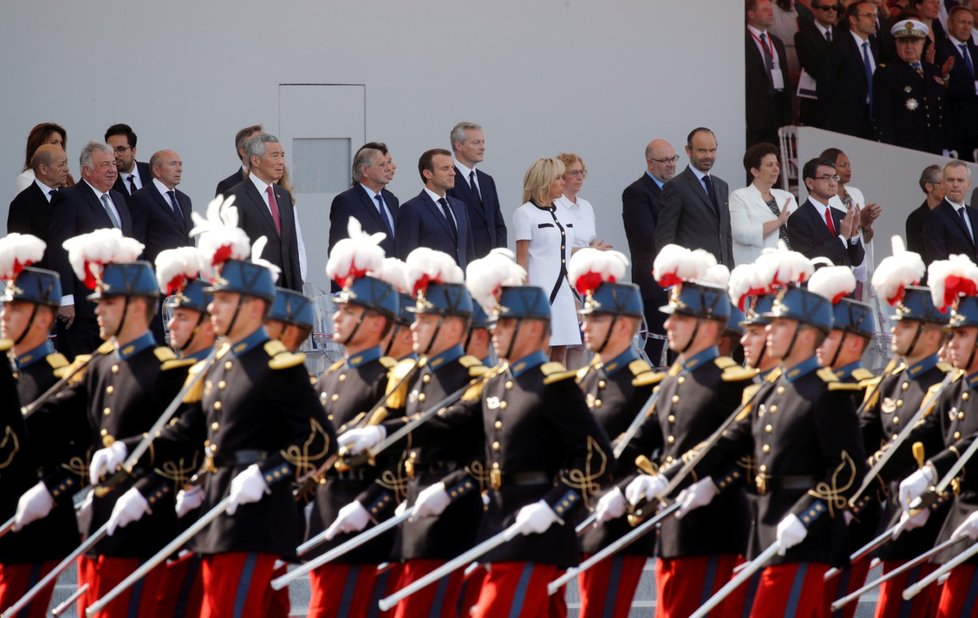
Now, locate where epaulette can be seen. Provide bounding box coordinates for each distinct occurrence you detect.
[461,373,490,402]
[629,359,652,376]
[45,353,68,370]
[576,365,591,381]
[890,362,907,376]
[817,367,839,382]
[154,346,177,363]
[263,340,306,370]
[58,353,91,382]
[97,340,115,355]
[851,368,876,382]
[938,362,953,374]
[215,342,233,358]
[721,365,759,382]
[458,355,483,368]
[714,356,738,369]
[951,368,965,382]
[467,364,490,378]
[326,359,344,374]
[632,371,666,387]
[861,375,884,408]
[384,358,419,409]
[541,361,576,384]
[741,383,761,405]
[765,367,783,382]
[379,356,397,368]
[829,382,866,391]
[161,358,197,371]
[0,338,11,353]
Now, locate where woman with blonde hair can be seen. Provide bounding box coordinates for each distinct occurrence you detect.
[514,157,580,363]
[555,152,611,250]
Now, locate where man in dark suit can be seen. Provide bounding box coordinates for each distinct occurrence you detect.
[396,148,475,269]
[215,124,263,197]
[795,1,844,125]
[787,157,865,268]
[745,0,790,148]
[622,138,677,364]
[655,128,734,268]
[328,144,399,258]
[105,123,152,199]
[937,7,978,161]
[818,2,881,139]
[48,141,133,359]
[922,160,978,263]
[130,149,194,342]
[7,144,69,263]
[225,134,303,291]
[446,122,506,258]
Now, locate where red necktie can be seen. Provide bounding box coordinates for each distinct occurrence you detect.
[825,208,836,235]
[265,185,282,235]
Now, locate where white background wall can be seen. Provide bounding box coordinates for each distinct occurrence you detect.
[1,0,746,291]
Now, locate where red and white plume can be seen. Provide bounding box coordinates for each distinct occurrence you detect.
[405,248,464,297]
[653,244,717,288]
[808,266,856,305]
[0,233,46,282]
[569,248,629,296]
[928,254,978,311]
[250,236,281,283]
[754,242,814,288]
[698,263,730,288]
[374,258,409,294]
[728,263,773,311]
[63,228,144,290]
[326,217,386,288]
[155,247,202,296]
[466,248,526,314]
[871,236,926,307]
[192,196,251,280]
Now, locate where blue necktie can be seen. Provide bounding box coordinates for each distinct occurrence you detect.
[862,41,874,111]
[374,194,394,237]
[961,44,975,78]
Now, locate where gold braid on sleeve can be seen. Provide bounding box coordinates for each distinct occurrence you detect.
[155,453,201,490]
[377,469,408,502]
[807,451,858,518]
[281,418,332,481]
[0,425,20,470]
[560,436,609,509]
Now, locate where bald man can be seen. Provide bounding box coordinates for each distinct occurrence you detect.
[7,144,70,264]
[621,138,677,364]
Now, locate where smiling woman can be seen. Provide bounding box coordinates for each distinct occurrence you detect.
[728,142,795,265]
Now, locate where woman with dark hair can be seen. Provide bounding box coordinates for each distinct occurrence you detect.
[728,142,796,265]
[16,122,74,193]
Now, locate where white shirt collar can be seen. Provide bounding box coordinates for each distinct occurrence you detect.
[454,160,477,178]
[83,179,110,200]
[949,34,970,48]
[850,30,870,46]
[747,24,767,38]
[359,183,382,199]
[34,178,56,200]
[689,166,709,182]
[249,172,272,195]
[424,187,447,204]
[153,178,176,195]
[948,198,967,210]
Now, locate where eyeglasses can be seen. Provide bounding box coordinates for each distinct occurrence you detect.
[649,155,680,164]
[112,146,132,154]
[814,174,841,182]
[566,169,587,177]
[813,4,841,11]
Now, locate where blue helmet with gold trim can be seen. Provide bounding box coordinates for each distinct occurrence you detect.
[88,261,159,301]
[763,286,833,332]
[3,267,61,308]
[206,259,276,303]
[269,287,315,331]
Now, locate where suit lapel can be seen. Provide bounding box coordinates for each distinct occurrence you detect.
[245,181,278,235]
[422,192,455,239]
[355,185,389,231]
[684,168,718,217]
[81,182,114,229]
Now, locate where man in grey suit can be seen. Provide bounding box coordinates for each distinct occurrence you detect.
[654,128,734,267]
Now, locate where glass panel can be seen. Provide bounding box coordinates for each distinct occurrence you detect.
[291,137,350,194]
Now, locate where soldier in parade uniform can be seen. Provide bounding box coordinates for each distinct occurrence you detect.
[265,286,315,353]
[305,228,404,618]
[341,248,488,618]
[873,19,950,154]
[632,277,868,617]
[156,246,217,363]
[465,299,494,365]
[600,244,755,618]
[898,256,978,618]
[860,249,950,618]
[0,235,78,618]
[11,229,194,618]
[373,257,418,362]
[563,248,659,618]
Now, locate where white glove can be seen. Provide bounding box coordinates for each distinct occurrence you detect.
[595,487,627,523]
[176,486,205,519]
[953,510,978,541]
[107,487,150,536]
[776,513,807,555]
[898,464,936,509]
[338,426,386,455]
[77,488,94,524]
[677,477,720,518]
[412,482,451,519]
[625,474,668,506]
[227,464,269,515]
[515,500,562,535]
[395,500,408,517]
[89,441,128,485]
[14,482,55,530]
[325,501,371,540]
[892,508,930,540]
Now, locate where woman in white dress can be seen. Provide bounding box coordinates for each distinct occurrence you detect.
[728,142,796,265]
[514,157,581,363]
[554,152,612,251]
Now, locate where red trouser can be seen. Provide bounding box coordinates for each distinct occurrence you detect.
[392,559,464,618]
[874,559,938,618]
[307,562,399,618]
[0,561,58,618]
[937,563,978,618]
[77,555,169,618]
[199,552,281,618]
[457,564,487,617]
[655,555,745,618]
[577,554,646,618]
[823,556,872,618]
[155,552,204,618]
[748,562,829,618]
[472,562,561,618]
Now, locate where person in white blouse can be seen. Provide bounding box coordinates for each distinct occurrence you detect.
[514,157,581,364]
[554,152,611,251]
[728,142,796,265]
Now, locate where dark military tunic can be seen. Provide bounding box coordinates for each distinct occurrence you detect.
[306,346,401,563]
[693,356,867,567]
[39,332,192,559]
[873,60,948,154]
[1,341,81,563]
[859,356,950,560]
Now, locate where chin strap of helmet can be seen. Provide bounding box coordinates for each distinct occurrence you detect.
[904,321,924,359]
[422,315,446,356]
[14,303,40,347]
[340,306,368,346]
[595,315,619,356]
[504,319,524,361]
[829,331,848,369]
[678,316,701,356]
[783,321,802,361]
[178,311,208,353]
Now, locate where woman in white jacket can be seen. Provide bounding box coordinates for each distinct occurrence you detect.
[728,142,795,265]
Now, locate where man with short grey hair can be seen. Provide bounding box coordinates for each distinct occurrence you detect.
[922,160,978,264]
[226,134,303,291]
[47,140,133,357]
[447,121,506,258]
[328,143,399,261]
